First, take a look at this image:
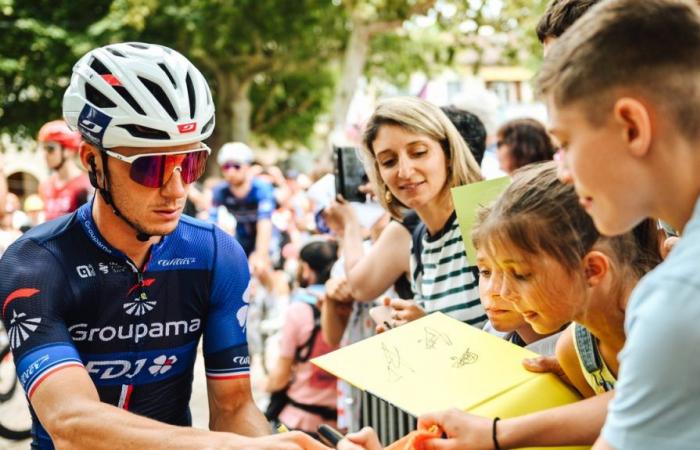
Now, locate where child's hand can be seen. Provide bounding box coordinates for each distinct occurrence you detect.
[522,355,571,386]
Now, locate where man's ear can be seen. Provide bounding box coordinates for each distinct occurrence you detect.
[613,97,652,158]
[79,142,102,189]
[582,250,610,288]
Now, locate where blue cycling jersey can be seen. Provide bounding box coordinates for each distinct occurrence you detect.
[0,202,251,449]
[211,178,275,255]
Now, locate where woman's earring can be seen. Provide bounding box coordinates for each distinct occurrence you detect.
[385,190,393,204]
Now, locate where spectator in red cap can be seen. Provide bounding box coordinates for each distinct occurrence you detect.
[37,119,92,220]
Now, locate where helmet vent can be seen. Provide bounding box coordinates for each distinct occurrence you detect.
[202,116,214,135]
[85,83,117,108]
[127,43,149,50]
[185,72,196,119]
[106,48,126,57]
[117,124,169,140]
[113,85,146,115]
[89,57,111,75]
[138,76,178,121]
[158,63,177,89]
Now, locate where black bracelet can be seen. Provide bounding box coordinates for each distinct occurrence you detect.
[492,417,501,450]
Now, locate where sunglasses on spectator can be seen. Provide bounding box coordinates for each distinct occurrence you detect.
[221,161,244,171]
[103,144,210,188]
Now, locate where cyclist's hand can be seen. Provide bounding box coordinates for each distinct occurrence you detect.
[240,432,330,450]
[337,427,382,450]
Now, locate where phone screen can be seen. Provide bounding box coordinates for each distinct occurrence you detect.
[334,146,367,203]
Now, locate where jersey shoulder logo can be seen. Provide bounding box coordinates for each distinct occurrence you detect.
[8,310,42,349]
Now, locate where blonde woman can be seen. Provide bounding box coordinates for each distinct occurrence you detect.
[360,97,486,327]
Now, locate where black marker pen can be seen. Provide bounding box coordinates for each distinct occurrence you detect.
[317,424,345,448]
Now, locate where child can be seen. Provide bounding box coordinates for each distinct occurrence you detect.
[537,1,700,447]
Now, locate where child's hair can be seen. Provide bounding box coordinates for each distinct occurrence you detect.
[361,97,483,219]
[537,0,700,141]
[473,162,661,281]
[536,0,602,43]
[299,240,339,285]
[496,118,556,170]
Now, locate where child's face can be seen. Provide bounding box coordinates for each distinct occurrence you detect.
[476,249,527,332]
[487,241,583,334]
[548,100,649,236]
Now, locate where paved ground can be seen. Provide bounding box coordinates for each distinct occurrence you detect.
[0,348,269,449]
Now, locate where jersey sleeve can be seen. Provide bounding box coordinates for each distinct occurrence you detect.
[0,238,84,399]
[255,181,275,220]
[202,226,251,380]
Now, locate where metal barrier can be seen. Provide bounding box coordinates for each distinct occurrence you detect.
[360,390,416,446]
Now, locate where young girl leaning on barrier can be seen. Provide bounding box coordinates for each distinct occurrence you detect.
[338,161,661,450]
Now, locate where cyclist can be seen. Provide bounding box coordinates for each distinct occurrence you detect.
[37,119,92,221]
[0,42,323,450]
[212,142,275,274]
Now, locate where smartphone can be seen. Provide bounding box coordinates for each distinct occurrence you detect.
[334,146,367,203]
[369,305,393,328]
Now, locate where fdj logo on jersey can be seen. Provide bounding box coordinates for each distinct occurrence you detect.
[86,354,178,381]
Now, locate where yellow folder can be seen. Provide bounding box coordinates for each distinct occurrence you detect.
[312,313,588,450]
[451,176,511,265]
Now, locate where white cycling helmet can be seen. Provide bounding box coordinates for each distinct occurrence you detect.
[217,142,254,166]
[63,42,215,149]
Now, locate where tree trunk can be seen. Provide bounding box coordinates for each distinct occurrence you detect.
[231,76,253,143]
[330,21,372,138]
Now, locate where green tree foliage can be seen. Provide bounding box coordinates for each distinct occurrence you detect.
[0,0,113,136]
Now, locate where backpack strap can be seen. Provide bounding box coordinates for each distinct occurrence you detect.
[574,323,614,392]
[294,303,321,363]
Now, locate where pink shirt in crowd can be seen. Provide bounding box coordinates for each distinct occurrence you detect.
[278,301,338,432]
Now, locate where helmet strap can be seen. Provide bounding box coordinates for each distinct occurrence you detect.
[96,149,152,242]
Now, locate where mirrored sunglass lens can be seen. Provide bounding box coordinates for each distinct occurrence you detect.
[131,155,167,188]
[180,150,209,183]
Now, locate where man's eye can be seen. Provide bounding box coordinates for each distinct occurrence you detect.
[479,269,491,277]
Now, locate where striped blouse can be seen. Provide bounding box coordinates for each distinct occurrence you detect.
[410,212,487,328]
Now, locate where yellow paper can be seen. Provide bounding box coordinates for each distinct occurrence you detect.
[451,177,511,265]
[313,313,588,450]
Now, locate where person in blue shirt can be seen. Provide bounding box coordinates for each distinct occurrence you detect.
[0,42,323,450]
[212,142,275,274]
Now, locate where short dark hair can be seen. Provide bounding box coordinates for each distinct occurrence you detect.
[496,118,555,170]
[299,240,338,284]
[537,0,700,140]
[440,106,487,165]
[536,0,602,43]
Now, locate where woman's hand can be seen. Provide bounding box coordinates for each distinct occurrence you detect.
[386,297,426,327]
[324,197,360,233]
[326,277,355,303]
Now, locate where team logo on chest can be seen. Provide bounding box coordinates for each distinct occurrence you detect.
[123,278,157,316]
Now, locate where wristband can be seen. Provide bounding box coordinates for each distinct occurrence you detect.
[492,417,501,450]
